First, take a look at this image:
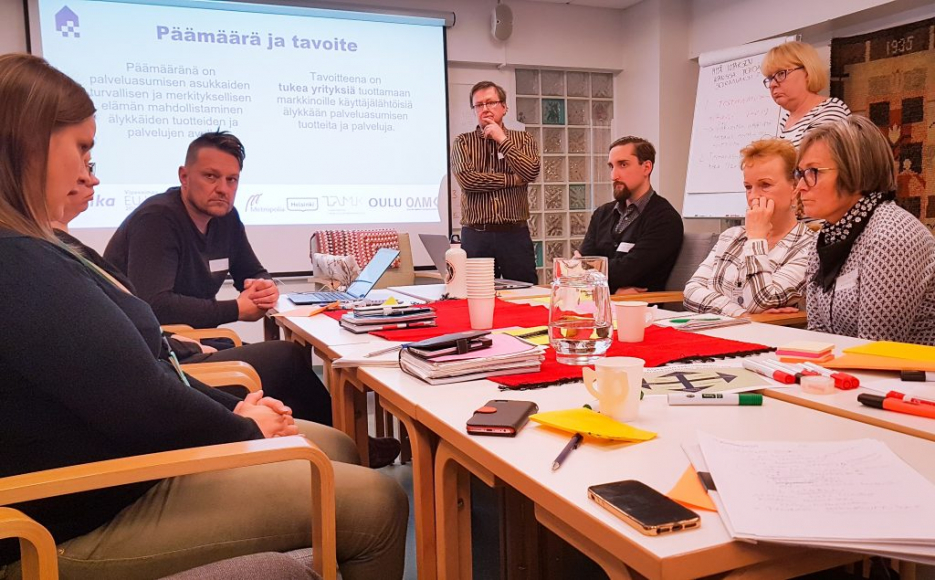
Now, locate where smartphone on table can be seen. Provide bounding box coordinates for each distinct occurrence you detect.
[466,399,538,436]
[588,480,700,536]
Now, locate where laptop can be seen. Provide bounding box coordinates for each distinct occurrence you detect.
[418,233,535,290]
[289,247,400,305]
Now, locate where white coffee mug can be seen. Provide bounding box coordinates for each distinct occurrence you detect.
[582,357,644,423]
[614,301,654,343]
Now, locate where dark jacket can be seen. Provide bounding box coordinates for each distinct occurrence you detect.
[0,229,260,565]
[578,193,684,292]
[104,188,270,327]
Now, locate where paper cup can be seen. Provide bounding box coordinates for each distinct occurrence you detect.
[468,297,495,329]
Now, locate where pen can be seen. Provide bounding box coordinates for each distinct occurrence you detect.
[375,321,436,331]
[759,359,810,383]
[551,432,583,471]
[668,393,763,406]
[669,317,721,324]
[901,370,935,382]
[858,394,935,420]
[885,391,935,407]
[742,359,795,384]
[801,362,859,390]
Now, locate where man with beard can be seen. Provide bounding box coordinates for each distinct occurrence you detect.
[451,81,540,283]
[578,136,683,293]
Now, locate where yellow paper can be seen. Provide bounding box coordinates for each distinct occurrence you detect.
[381,296,399,306]
[844,341,935,363]
[667,465,717,512]
[825,353,935,372]
[271,303,333,317]
[529,408,656,442]
[500,327,549,345]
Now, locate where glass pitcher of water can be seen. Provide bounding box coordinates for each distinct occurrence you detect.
[549,256,613,365]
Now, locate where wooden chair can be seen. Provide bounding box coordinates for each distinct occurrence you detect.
[0,438,336,580]
[161,325,243,348]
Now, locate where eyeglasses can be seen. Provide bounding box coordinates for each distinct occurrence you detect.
[793,167,834,187]
[471,100,503,111]
[87,161,96,176]
[762,66,804,88]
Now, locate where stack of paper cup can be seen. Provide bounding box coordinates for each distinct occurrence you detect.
[466,258,495,329]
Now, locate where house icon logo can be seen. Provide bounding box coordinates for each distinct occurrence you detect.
[55,6,80,38]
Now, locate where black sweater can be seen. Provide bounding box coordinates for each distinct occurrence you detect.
[578,193,684,292]
[0,229,261,565]
[104,188,270,327]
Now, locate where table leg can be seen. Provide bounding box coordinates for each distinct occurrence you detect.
[717,549,861,580]
[435,440,498,580]
[329,368,369,465]
[533,504,633,580]
[263,315,280,341]
[379,398,439,580]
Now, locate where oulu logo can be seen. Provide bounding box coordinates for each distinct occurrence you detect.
[55,6,81,38]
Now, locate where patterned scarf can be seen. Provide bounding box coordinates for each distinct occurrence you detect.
[815,191,892,292]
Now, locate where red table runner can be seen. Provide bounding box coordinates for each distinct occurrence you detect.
[492,326,773,390]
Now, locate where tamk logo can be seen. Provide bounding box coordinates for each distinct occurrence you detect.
[55,6,81,38]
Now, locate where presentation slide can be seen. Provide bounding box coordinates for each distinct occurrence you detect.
[30,0,450,271]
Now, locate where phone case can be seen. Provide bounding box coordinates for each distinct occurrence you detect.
[466,400,539,436]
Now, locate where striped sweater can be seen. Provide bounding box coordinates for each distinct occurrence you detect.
[779,97,851,147]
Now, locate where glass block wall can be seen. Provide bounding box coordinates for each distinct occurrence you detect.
[515,69,614,284]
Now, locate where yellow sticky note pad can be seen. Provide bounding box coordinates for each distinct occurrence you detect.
[529,408,656,442]
[381,296,399,306]
[844,341,935,363]
[501,327,549,345]
[667,465,717,512]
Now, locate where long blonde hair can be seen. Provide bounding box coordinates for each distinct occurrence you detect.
[0,53,96,241]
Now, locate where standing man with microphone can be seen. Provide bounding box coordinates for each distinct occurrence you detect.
[451,81,540,284]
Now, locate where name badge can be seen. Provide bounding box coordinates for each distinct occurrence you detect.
[497,152,505,160]
[616,242,635,253]
[209,258,229,273]
[836,270,858,291]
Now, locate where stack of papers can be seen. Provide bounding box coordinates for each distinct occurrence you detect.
[339,307,437,334]
[399,333,544,385]
[776,340,834,363]
[687,433,935,564]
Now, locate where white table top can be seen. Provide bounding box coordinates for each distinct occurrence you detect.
[358,364,935,578]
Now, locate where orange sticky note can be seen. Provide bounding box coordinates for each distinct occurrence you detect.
[667,465,717,512]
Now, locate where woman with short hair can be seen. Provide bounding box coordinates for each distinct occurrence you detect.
[684,138,815,316]
[798,115,935,344]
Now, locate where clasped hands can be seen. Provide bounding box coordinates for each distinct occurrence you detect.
[237,278,280,321]
[233,390,299,438]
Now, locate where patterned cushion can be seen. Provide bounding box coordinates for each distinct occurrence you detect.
[313,229,401,269]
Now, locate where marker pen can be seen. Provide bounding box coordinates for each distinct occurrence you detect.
[668,393,763,406]
[901,370,935,382]
[742,359,795,384]
[377,321,436,331]
[885,391,935,407]
[801,362,859,390]
[858,394,935,420]
[760,359,819,383]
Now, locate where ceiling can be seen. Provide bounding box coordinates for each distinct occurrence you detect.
[520,0,644,9]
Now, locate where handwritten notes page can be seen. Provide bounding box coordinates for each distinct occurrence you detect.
[697,433,935,545]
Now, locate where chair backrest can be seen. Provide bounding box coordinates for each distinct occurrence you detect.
[309,231,414,288]
[664,232,719,291]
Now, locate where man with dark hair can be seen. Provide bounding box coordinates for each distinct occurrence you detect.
[578,136,684,293]
[105,131,276,327]
[451,81,540,283]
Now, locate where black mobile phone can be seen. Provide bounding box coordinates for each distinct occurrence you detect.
[588,480,700,536]
[466,400,538,437]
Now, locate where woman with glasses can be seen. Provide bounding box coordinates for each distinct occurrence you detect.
[762,41,851,148]
[683,139,815,316]
[798,115,935,345]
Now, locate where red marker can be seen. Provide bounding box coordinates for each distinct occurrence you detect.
[858,394,935,420]
[802,362,859,390]
[742,360,795,384]
[885,391,935,407]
